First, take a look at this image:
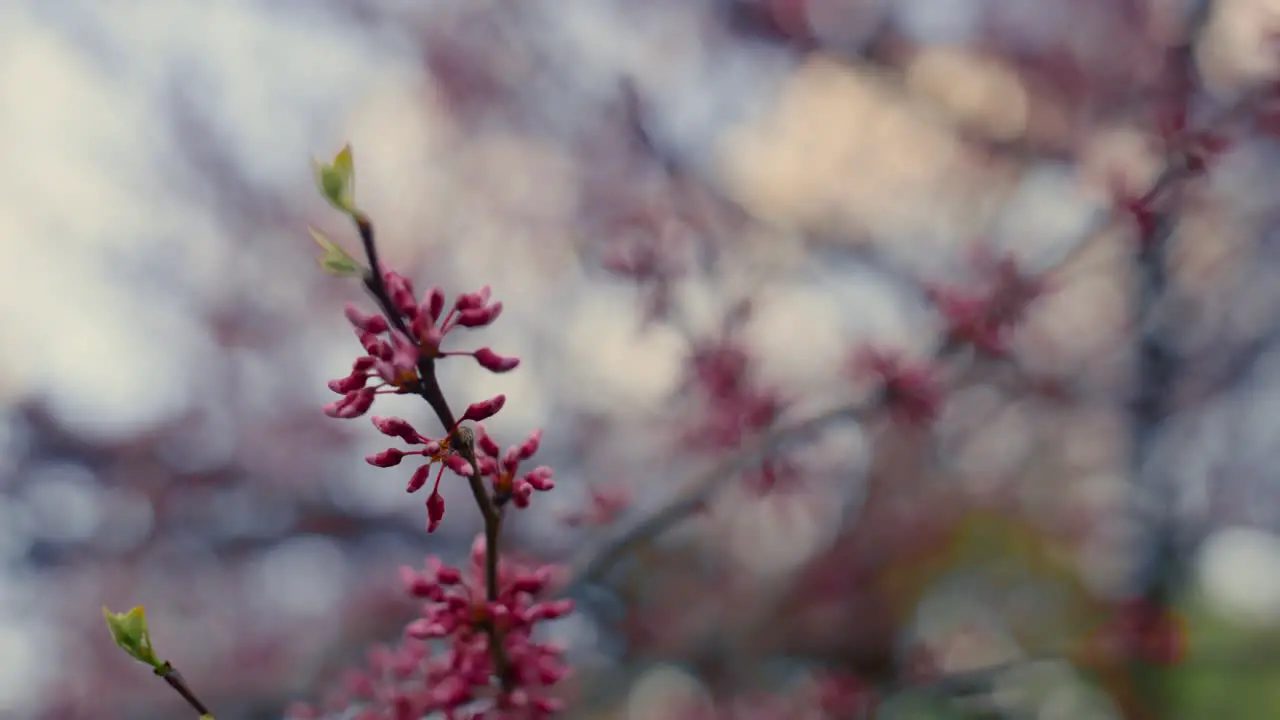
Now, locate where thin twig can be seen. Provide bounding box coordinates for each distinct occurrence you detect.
[560,400,871,595]
[156,662,215,719]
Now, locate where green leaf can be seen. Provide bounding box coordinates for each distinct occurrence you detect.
[313,144,356,213]
[102,605,162,670]
[308,227,364,277]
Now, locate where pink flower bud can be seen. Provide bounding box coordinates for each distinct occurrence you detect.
[456,302,502,327]
[366,448,405,467]
[328,373,368,394]
[524,466,554,491]
[344,303,389,334]
[432,676,470,706]
[488,602,510,624]
[426,491,445,533]
[426,287,446,323]
[477,426,501,457]
[384,272,418,316]
[373,359,399,384]
[454,285,492,311]
[436,566,462,585]
[405,619,447,639]
[399,567,436,598]
[406,464,432,493]
[324,388,375,419]
[502,447,521,473]
[474,347,519,373]
[513,489,532,508]
[518,429,542,459]
[410,311,433,344]
[469,535,487,566]
[389,331,418,371]
[462,394,506,422]
[419,325,443,353]
[510,574,547,595]
[372,416,420,442]
[359,331,390,359]
[444,454,474,477]
[531,599,574,621]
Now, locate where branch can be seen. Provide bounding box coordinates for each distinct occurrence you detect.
[351,213,508,683]
[156,662,217,720]
[560,400,870,595]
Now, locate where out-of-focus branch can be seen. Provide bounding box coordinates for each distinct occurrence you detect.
[561,399,870,595]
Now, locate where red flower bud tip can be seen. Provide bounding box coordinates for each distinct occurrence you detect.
[406,464,432,493]
[474,347,519,373]
[366,448,406,467]
[444,454,474,477]
[426,491,445,533]
[462,394,506,422]
[344,303,389,334]
[436,566,462,585]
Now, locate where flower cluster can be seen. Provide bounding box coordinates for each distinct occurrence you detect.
[471,424,555,508]
[286,537,573,719]
[324,277,517,421]
[677,325,801,494]
[927,251,1045,358]
[851,348,944,426]
[685,336,785,450]
[401,537,574,712]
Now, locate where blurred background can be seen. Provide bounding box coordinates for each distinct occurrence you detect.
[6,0,1280,717]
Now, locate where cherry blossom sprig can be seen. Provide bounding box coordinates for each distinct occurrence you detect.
[307,145,571,713]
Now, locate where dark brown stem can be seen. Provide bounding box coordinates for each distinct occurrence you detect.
[155,662,214,718]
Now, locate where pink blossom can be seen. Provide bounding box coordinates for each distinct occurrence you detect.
[852,348,944,426]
